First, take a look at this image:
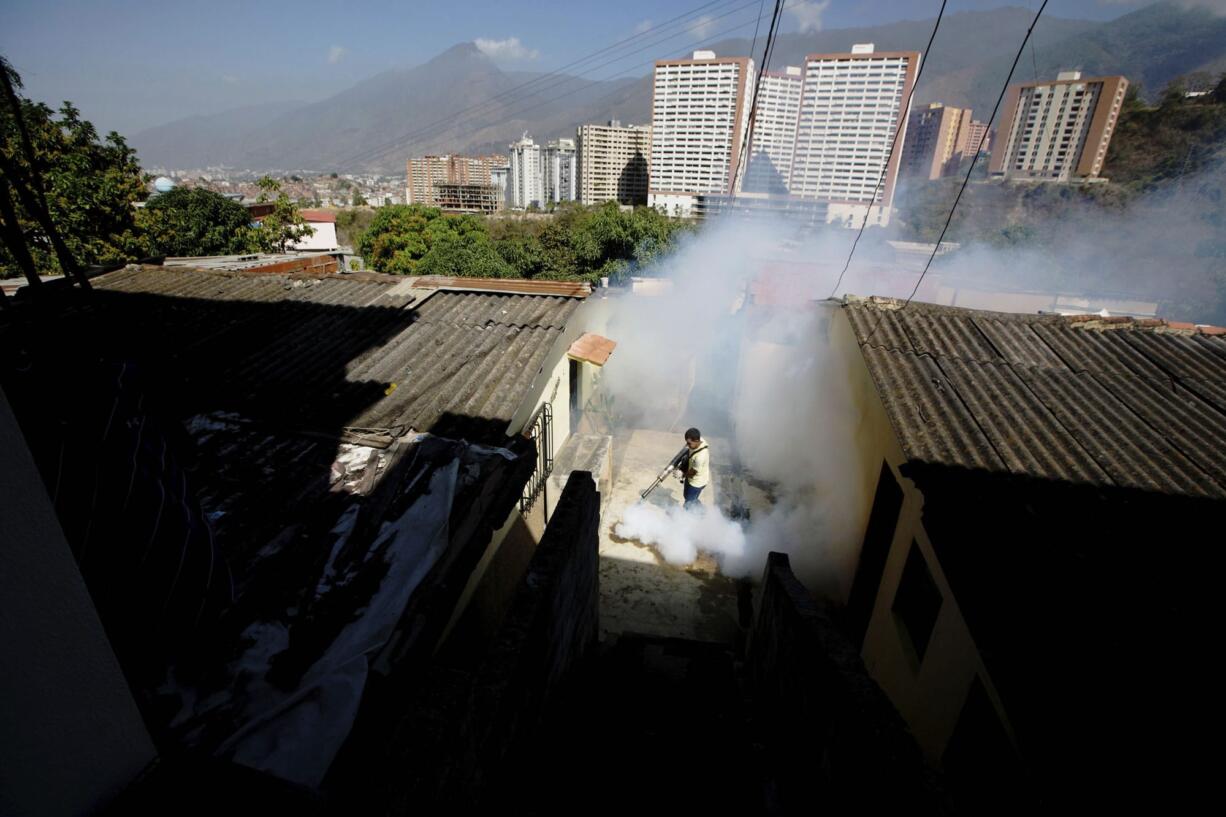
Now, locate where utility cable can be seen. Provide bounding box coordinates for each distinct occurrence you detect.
[336,0,761,168]
[733,0,786,199]
[897,0,1049,308]
[343,0,760,167]
[343,10,774,170]
[826,0,948,300]
[858,0,1050,344]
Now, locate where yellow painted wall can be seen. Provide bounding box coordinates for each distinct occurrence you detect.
[830,306,1017,766]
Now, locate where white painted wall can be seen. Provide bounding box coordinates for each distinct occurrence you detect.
[647,192,697,218]
[1,389,157,817]
[293,222,339,251]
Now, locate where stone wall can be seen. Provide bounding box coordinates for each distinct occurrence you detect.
[386,470,600,811]
[749,551,945,814]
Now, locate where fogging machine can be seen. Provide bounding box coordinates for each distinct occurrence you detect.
[641,445,690,500]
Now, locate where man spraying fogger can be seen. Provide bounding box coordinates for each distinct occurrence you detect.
[638,427,710,510]
[678,427,709,511]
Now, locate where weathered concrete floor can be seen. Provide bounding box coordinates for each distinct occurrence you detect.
[599,428,743,644]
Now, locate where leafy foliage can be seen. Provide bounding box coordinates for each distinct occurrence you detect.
[137,187,255,257]
[357,204,446,274]
[252,176,311,252]
[1,73,146,275]
[335,207,376,247]
[355,202,690,281]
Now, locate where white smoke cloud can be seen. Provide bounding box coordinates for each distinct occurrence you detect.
[327,45,347,65]
[475,37,541,62]
[602,153,1225,598]
[602,215,870,595]
[788,0,832,34]
[615,503,747,568]
[887,157,1226,326]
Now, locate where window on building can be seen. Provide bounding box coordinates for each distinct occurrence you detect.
[845,462,905,648]
[892,539,942,667]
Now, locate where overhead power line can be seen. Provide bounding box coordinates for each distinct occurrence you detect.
[855,0,1051,347]
[733,0,786,198]
[342,0,760,168]
[894,0,1050,311]
[827,0,949,301]
[335,0,763,169]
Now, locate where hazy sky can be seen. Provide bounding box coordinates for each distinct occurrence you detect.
[1,0,1157,136]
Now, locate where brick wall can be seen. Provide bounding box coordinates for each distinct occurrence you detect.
[749,551,945,814]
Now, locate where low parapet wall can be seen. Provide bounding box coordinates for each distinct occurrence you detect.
[750,551,945,814]
[387,470,600,810]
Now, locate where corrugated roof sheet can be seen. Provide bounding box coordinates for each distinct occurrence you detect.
[846,297,1226,499]
[77,265,583,440]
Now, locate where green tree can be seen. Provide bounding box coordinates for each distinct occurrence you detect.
[351,189,367,206]
[137,187,256,257]
[360,202,691,281]
[252,176,310,252]
[358,204,441,274]
[417,231,513,278]
[1,61,146,277]
[494,231,545,277]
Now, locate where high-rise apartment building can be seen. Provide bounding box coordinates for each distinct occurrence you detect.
[406,156,448,205]
[543,138,577,204]
[648,51,754,218]
[963,119,991,159]
[744,66,804,194]
[508,134,544,209]
[405,154,506,206]
[791,44,919,226]
[490,164,509,209]
[576,121,651,206]
[900,103,973,180]
[989,71,1128,182]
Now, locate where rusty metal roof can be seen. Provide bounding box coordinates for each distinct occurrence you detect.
[407,275,592,298]
[846,297,1226,499]
[76,265,583,439]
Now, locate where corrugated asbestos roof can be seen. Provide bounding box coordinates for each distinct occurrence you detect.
[85,265,583,439]
[846,297,1226,499]
[2,264,573,772]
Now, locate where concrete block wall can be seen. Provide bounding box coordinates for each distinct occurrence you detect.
[748,552,945,814]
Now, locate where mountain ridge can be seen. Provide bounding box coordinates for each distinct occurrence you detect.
[130,3,1226,173]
